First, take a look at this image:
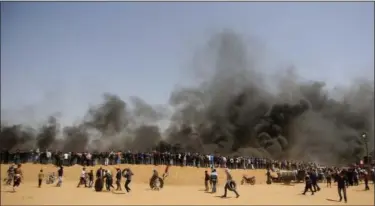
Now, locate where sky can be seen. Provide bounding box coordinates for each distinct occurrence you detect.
[1,2,374,127]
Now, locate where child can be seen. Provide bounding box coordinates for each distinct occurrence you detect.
[38,169,44,188]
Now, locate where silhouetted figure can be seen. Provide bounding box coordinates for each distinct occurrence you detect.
[337,171,347,203]
[302,175,314,195]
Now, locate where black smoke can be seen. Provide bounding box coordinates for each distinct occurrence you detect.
[1,30,373,164]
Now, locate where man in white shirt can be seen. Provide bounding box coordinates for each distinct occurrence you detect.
[222,156,227,168]
[86,153,92,166]
[63,153,68,166]
[77,167,87,188]
[46,150,51,164]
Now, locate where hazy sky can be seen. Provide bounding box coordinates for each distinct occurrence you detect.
[1,2,374,126]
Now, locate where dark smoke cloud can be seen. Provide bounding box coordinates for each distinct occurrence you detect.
[36,116,59,150]
[1,30,373,165]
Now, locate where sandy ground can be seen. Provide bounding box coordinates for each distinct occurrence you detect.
[1,163,374,205]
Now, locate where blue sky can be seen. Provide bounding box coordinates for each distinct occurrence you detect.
[1,2,374,126]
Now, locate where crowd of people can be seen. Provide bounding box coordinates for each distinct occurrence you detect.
[1,149,323,171]
[2,148,375,201]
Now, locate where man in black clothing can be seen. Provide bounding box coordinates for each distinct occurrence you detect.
[346,169,354,186]
[115,168,122,191]
[96,167,103,179]
[337,171,348,203]
[309,170,320,192]
[302,175,314,195]
[94,167,104,191]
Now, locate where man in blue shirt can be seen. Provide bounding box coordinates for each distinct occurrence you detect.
[210,168,218,193]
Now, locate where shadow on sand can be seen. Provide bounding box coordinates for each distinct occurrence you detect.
[353,188,371,192]
[281,183,296,186]
[214,195,232,199]
[326,198,340,202]
[111,191,127,195]
[1,190,16,193]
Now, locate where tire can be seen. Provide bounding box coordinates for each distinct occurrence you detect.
[227,181,236,191]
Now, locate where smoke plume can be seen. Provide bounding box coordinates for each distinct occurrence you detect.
[1,30,373,165]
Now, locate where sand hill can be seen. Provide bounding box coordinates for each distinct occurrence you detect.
[1,163,374,205]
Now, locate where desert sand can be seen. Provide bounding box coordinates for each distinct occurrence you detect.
[1,163,374,205]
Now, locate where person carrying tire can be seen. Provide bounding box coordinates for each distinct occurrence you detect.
[221,168,239,198]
